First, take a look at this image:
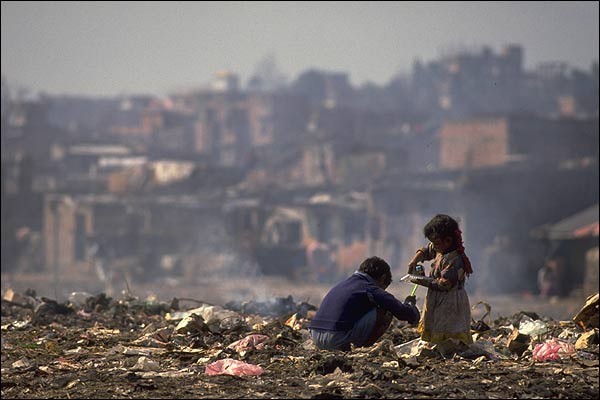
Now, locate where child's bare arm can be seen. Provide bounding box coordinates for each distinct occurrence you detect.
[407,243,435,273]
[407,253,422,272]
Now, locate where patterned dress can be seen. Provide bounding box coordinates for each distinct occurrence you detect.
[415,242,473,345]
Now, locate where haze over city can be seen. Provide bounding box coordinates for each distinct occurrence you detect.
[2,1,599,97]
[1,3,599,398]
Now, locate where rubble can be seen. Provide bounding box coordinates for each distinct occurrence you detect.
[573,293,599,329]
[576,329,599,350]
[1,288,598,398]
[3,288,39,309]
[507,328,531,356]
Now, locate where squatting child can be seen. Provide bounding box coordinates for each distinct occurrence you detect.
[309,256,420,351]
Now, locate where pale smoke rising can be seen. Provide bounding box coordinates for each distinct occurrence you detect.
[188,218,274,305]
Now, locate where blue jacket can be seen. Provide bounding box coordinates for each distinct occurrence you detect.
[309,272,420,331]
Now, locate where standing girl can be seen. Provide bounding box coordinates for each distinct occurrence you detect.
[407,214,473,345]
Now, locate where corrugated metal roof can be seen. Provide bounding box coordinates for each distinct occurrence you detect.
[543,203,599,240]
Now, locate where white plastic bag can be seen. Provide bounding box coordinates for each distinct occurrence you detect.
[518,315,548,337]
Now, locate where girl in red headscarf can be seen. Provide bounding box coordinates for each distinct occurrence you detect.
[407,214,474,345]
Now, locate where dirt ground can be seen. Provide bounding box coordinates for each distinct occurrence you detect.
[1,279,598,399]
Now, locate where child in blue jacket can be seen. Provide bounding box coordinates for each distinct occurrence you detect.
[309,256,420,351]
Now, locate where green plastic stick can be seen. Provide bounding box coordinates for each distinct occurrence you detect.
[410,283,418,297]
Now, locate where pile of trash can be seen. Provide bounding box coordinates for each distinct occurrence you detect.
[1,288,598,399]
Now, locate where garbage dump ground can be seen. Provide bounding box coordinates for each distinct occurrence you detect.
[2,289,598,399]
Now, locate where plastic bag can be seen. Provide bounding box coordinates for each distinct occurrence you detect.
[205,358,264,376]
[167,305,243,330]
[227,334,270,353]
[532,339,575,362]
[518,315,548,337]
[394,338,427,358]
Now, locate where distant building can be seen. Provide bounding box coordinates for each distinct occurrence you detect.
[291,69,354,108]
[411,44,526,118]
[212,71,240,93]
[531,203,599,297]
[194,91,309,168]
[223,190,367,281]
[439,115,599,170]
[43,193,225,292]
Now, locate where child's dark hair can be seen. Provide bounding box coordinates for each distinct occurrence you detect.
[423,214,473,276]
[423,214,459,242]
[358,256,392,286]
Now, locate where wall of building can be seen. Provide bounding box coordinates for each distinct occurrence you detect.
[439,118,509,169]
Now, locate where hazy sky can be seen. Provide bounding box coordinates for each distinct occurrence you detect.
[2,1,598,97]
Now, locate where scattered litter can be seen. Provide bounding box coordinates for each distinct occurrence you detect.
[227,334,270,353]
[174,314,208,335]
[572,293,599,329]
[1,288,598,398]
[68,291,93,308]
[284,313,303,330]
[460,339,509,360]
[132,327,173,347]
[205,358,264,376]
[224,295,317,318]
[110,345,168,357]
[532,339,576,362]
[575,329,599,350]
[76,309,92,319]
[12,358,34,369]
[507,328,531,356]
[3,288,39,308]
[131,356,160,372]
[518,315,549,338]
[394,338,428,358]
[64,379,79,390]
[64,346,86,355]
[2,320,30,330]
[471,301,493,332]
[167,304,243,330]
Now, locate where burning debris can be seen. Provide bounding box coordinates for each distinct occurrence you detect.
[224,295,318,318]
[1,288,598,398]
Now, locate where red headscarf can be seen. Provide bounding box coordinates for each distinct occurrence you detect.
[455,229,473,276]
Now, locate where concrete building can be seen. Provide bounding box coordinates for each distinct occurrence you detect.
[532,203,599,297]
[42,193,225,293]
[439,115,599,170]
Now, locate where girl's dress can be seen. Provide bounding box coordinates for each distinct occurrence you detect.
[415,242,473,345]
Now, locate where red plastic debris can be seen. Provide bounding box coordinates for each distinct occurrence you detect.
[227,334,270,353]
[532,338,576,362]
[205,358,264,376]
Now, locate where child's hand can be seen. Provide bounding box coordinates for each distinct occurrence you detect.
[407,252,423,274]
[413,265,425,276]
[407,261,418,274]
